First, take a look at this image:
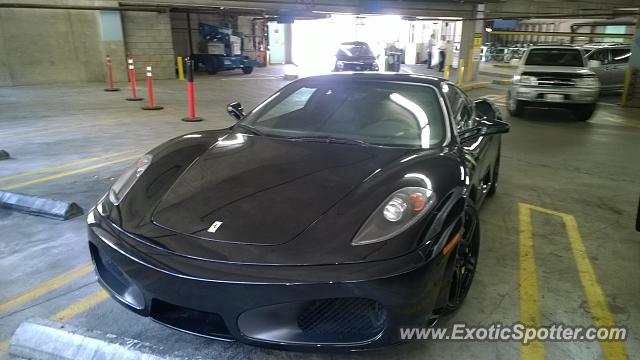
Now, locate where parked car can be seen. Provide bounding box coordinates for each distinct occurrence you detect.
[507,45,600,121]
[585,44,632,92]
[333,41,379,72]
[88,73,509,351]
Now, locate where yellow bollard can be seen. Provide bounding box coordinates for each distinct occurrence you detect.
[444,65,450,80]
[177,56,184,80]
[458,59,465,86]
[465,52,474,82]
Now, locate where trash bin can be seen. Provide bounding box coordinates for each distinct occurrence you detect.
[385,51,402,72]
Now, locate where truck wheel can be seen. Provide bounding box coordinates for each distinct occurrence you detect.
[242,66,253,74]
[207,62,218,75]
[573,103,596,121]
[507,92,525,117]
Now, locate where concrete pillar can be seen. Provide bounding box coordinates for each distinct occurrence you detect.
[459,4,484,82]
[621,20,640,107]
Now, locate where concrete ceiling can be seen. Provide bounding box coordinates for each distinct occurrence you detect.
[1,0,637,19]
[119,0,639,19]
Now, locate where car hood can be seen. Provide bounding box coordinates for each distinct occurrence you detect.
[518,65,595,75]
[151,134,407,246]
[337,55,377,63]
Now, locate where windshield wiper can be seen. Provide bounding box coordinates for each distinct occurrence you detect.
[235,123,263,136]
[287,136,371,146]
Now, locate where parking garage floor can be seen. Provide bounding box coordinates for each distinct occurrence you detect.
[1,66,639,359]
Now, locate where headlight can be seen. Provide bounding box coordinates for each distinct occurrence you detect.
[576,76,599,88]
[371,62,379,71]
[108,154,152,205]
[336,61,345,69]
[352,187,436,246]
[513,75,537,85]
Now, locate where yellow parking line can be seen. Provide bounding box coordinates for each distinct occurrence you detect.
[520,203,628,360]
[518,203,544,360]
[51,289,109,322]
[0,151,132,183]
[1,154,141,190]
[0,289,109,354]
[0,263,93,314]
[0,122,97,138]
[563,215,628,360]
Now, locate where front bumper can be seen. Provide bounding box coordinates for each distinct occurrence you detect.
[510,84,599,104]
[88,215,451,351]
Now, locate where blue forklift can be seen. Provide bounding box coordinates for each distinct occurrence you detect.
[192,23,258,75]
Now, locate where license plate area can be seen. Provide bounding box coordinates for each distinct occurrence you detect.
[544,94,565,102]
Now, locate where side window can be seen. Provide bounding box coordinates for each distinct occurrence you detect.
[444,84,473,131]
[259,87,316,122]
[588,49,610,65]
[611,49,631,65]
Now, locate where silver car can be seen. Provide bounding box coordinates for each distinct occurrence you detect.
[585,45,632,92]
[507,46,600,121]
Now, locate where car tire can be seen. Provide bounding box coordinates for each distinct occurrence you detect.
[573,103,597,121]
[441,201,480,315]
[207,62,218,75]
[242,66,253,74]
[507,92,525,117]
[487,151,500,197]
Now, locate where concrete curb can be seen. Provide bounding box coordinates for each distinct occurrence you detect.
[0,149,9,160]
[283,74,299,80]
[0,190,83,220]
[10,318,176,360]
[479,70,513,79]
[492,79,512,85]
[492,63,518,69]
[459,81,491,91]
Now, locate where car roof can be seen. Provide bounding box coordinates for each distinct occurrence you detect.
[340,41,370,46]
[527,45,583,50]
[296,72,447,87]
[584,44,631,49]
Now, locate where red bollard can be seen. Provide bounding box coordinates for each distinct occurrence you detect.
[142,66,163,110]
[181,59,203,122]
[126,55,143,101]
[104,55,120,92]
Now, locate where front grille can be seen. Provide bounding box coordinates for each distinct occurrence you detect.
[536,78,575,87]
[521,71,588,87]
[297,298,387,342]
[150,299,232,340]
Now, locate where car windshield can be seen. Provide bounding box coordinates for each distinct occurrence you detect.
[337,44,374,57]
[524,48,584,67]
[239,79,446,148]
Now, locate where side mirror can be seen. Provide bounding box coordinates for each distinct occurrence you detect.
[474,99,497,121]
[588,60,601,68]
[376,54,380,59]
[459,99,510,142]
[227,102,245,121]
[459,119,510,142]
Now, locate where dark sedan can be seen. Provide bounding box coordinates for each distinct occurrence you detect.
[87,73,509,351]
[333,41,379,72]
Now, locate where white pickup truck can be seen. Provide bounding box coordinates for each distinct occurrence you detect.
[507,46,600,121]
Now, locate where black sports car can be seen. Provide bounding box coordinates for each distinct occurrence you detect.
[88,73,509,351]
[333,41,379,72]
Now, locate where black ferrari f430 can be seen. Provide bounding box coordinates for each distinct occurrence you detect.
[87,73,509,351]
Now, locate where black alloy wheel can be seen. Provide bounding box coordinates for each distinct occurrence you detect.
[443,203,480,314]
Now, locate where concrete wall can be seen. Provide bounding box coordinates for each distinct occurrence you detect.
[0,6,119,86]
[122,11,175,80]
[0,0,130,86]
